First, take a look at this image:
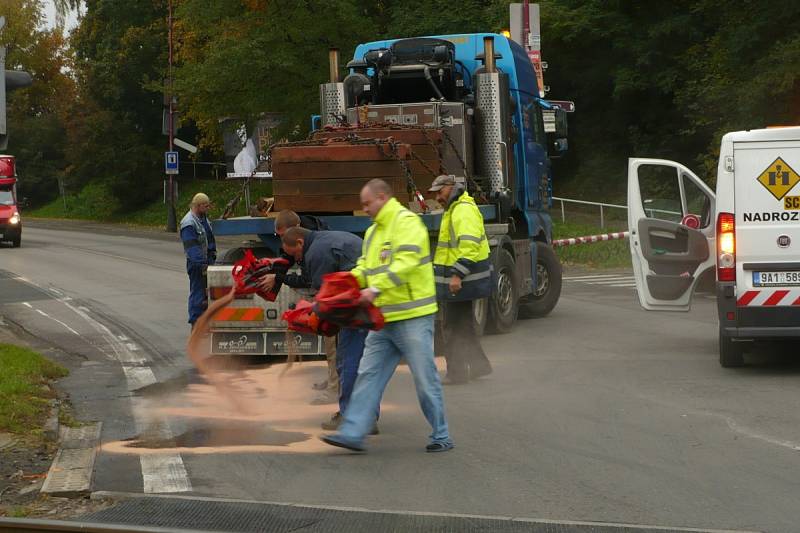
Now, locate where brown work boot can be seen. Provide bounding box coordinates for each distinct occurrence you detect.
[321,412,342,430]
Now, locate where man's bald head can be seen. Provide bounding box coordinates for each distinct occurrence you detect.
[360,179,393,219]
[364,179,394,197]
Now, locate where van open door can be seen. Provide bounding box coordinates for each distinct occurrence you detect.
[627,158,716,311]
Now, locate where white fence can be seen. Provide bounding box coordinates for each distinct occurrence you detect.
[553,196,681,227]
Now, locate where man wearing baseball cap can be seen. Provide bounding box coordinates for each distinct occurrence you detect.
[429,175,493,384]
[180,193,217,327]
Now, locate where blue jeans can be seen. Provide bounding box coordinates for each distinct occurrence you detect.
[337,314,451,445]
[336,328,368,415]
[187,262,207,325]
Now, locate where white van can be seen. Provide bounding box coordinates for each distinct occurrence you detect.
[627,127,800,367]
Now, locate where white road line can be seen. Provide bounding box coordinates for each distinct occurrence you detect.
[123,366,158,391]
[563,274,630,280]
[22,302,33,308]
[36,308,82,336]
[588,279,636,285]
[607,283,638,288]
[140,454,192,494]
[11,275,191,495]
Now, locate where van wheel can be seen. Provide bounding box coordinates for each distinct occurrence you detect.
[719,327,744,368]
[487,249,518,334]
[519,242,562,318]
[11,236,21,248]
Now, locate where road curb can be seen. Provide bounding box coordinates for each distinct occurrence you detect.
[41,422,102,497]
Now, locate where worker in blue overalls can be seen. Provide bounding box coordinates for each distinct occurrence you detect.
[180,193,217,327]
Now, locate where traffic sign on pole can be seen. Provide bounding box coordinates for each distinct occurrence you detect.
[165,151,179,175]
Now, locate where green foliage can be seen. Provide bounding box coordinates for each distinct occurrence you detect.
[65,0,168,208]
[7,1,800,215]
[553,221,631,269]
[2,1,74,207]
[29,178,273,227]
[0,343,68,434]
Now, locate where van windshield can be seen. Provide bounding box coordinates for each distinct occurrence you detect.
[0,189,15,206]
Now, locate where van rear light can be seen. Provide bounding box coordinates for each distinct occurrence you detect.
[717,212,736,282]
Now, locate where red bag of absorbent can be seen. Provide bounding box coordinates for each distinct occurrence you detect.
[314,272,385,331]
[231,249,290,302]
[282,300,340,337]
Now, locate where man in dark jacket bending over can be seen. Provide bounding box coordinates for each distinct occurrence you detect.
[281,226,377,433]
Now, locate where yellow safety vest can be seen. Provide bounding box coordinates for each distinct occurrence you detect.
[351,197,438,322]
[433,190,492,301]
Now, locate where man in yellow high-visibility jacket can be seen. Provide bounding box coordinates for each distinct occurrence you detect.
[430,175,493,384]
[321,179,453,453]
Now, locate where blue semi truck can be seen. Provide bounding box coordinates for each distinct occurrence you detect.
[207,30,570,356]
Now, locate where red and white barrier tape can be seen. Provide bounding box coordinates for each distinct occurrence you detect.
[737,289,800,307]
[553,231,630,247]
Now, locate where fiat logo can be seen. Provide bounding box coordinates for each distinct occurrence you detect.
[777,235,791,248]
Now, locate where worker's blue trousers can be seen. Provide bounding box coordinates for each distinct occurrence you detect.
[187,262,208,325]
[336,328,369,415]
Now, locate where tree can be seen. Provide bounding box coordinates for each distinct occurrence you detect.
[2,0,75,205]
[65,0,168,208]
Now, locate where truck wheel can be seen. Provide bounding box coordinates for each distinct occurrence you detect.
[472,298,488,336]
[719,327,744,368]
[487,249,518,334]
[221,245,274,264]
[519,242,562,319]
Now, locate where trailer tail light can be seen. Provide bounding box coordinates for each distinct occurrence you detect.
[717,212,736,282]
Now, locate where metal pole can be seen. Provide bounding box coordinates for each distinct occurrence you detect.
[600,205,604,228]
[165,0,177,232]
[560,199,565,223]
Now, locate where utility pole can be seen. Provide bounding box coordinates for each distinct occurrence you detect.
[165,0,178,232]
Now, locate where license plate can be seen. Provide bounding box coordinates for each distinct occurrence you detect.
[210,332,265,355]
[752,271,800,287]
[265,332,321,355]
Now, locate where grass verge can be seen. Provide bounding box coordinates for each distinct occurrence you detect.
[0,343,68,435]
[553,221,632,269]
[27,179,273,228]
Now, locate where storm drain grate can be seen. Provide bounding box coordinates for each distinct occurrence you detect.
[82,497,756,533]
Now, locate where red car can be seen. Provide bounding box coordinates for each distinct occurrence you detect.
[0,155,22,248]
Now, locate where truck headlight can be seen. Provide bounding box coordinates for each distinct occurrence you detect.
[9,213,20,225]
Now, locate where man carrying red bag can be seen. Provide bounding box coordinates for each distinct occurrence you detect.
[280,226,378,433]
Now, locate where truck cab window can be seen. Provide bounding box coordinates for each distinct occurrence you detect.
[0,190,15,205]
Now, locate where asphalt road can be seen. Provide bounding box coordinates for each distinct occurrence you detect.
[2,222,800,532]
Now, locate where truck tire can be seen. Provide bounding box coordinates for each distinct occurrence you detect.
[719,327,744,368]
[472,298,488,336]
[519,242,562,319]
[221,245,274,264]
[487,248,518,334]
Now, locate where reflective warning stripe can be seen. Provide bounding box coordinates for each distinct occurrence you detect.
[736,289,800,307]
[213,307,265,321]
[381,295,437,313]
